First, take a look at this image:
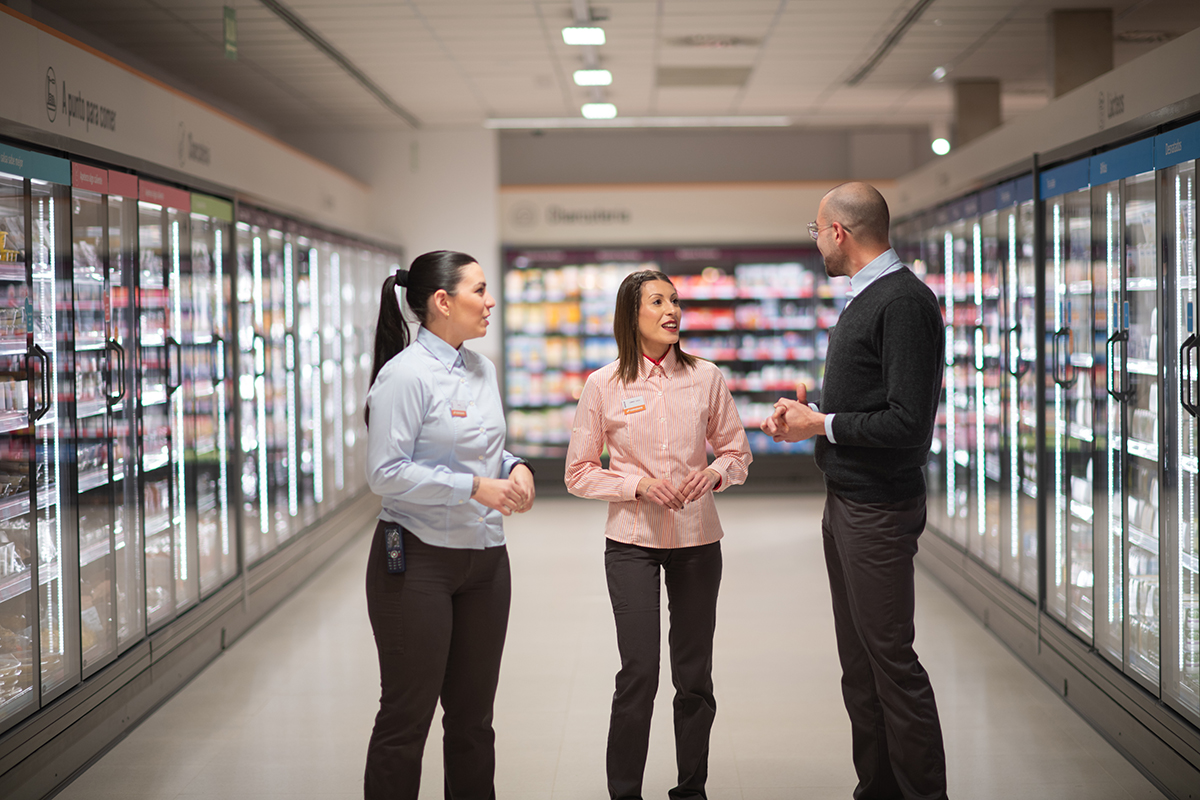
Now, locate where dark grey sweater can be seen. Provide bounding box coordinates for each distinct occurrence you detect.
[815,267,945,503]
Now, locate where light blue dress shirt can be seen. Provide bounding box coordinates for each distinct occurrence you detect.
[365,326,524,549]
[817,248,907,444]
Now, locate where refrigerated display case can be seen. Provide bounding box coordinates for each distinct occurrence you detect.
[503,246,830,459]
[188,196,236,597]
[1042,158,1097,643]
[1160,133,1199,722]
[997,178,1040,599]
[70,165,143,678]
[0,145,74,727]
[138,182,195,627]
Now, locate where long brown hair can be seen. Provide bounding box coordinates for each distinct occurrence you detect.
[612,270,698,384]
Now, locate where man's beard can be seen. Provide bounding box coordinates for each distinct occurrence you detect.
[823,248,848,278]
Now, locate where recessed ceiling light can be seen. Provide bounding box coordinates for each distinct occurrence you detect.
[563,27,606,45]
[931,137,951,156]
[932,66,947,81]
[581,103,618,119]
[574,69,613,86]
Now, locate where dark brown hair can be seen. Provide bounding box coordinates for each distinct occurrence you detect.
[366,250,476,425]
[612,270,698,384]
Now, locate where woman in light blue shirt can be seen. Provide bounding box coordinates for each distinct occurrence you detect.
[363,250,535,800]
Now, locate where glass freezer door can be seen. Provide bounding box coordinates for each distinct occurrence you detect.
[1046,188,1096,642]
[237,223,269,562]
[295,241,321,527]
[977,214,1003,571]
[1164,160,1198,720]
[1004,200,1040,599]
[1096,180,1125,665]
[72,189,118,676]
[0,172,37,729]
[189,212,234,597]
[1123,171,1161,687]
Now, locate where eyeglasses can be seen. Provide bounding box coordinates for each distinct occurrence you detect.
[808,221,850,240]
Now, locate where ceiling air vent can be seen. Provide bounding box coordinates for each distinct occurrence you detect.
[666,34,763,48]
[1115,30,1174,43]
[656,67,753,88]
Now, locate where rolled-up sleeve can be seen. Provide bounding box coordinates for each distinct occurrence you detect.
[366,373,474,505]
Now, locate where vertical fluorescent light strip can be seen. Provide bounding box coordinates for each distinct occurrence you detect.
[331,252,344,491]
[1106,190,1119,626]
[1008,212,1020,560]
[284,243,298,517]
[1177,171,1193,673]
[215,227,229,558]
[44,195,65,656]
[945,231,956,521]
[252,237,268,536]
[310,248,323,505]
[1054,202,1065,589]
[171,219,187,587]
[974,223,985,540]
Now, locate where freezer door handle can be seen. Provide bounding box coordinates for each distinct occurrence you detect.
[1052,328,1076,387]
[165,336,182,395]
[1182,333,1198,417]
[1106,329,1132,402]
[30,344,51,421]
[1008,324,1031,379]
[106,339,127,405]
[211,335,225,385]
[253,333,267,379]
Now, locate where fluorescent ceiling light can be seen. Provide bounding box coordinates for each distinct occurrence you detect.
[931,137,951,155]
[574,69,613,86]
[563,26,606,45]
[931,66,947,81]
[581,103,618,119]
[484,116,792,129]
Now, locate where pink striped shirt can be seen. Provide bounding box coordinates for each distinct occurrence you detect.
[565,349,752,548]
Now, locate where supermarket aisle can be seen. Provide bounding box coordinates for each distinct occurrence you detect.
[55,494,1166,800]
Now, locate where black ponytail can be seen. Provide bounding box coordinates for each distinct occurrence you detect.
[365,250,477,426]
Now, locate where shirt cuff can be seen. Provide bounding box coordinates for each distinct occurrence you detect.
[451,472,475,505]
[824,413,837,443]
[622,475,642,502]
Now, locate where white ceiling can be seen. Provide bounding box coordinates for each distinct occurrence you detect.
[28,0,1200,132]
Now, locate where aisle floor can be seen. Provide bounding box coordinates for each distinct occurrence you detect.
[56,495,1167,800]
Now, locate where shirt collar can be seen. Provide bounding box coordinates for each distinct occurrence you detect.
[417,326,464,371]
[848,248,903,301]
[640,347,678,380]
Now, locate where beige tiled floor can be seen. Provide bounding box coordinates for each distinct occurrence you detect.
[56,494,1167,799]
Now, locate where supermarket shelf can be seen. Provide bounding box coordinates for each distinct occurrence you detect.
[1129,525,1159,556]
[1183,454,1198,475]
[1182,550,1198,574]
[79,535,111,568]
[1126,438,1158,462]
[76,399,107,420]
[1070,499,1094,523]
[144,453,169,472]
[0,567,31,603]
[0,484,57,522]
[77,468,108,494]
[1127,358,1158,375]
[0,411,28,434]
[145,512,171,537]
[0,338,26,357]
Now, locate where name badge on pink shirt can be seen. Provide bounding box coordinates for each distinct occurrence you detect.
[622,395,646,415]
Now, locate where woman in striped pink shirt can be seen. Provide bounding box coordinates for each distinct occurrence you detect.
[566,270,752,800]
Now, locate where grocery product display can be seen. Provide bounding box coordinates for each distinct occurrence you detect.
[895,119,1200,727]
[0,141,393,736]
[502,247,846,458]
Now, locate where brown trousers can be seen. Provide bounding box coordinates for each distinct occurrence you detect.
[822,492,948,800]
[363,522,511,800]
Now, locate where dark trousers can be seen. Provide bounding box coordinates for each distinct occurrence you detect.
[822,492,948,800]
[364,522,511,800]
[604,539,722,800]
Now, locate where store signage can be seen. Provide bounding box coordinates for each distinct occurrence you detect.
[191,193,233,222]
[1090,137,1154,185]
[139,180,191,212]
[544,205,631,225]
[0,142,70,184]
[72,163,108,193]
[1155,118,1200,170]
[42,64,118,134]
[108,171,138,199]
[1039,158,1089,198]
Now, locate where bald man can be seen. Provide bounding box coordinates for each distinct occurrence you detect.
[763,182,948,799]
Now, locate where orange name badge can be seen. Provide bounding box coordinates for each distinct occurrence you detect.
[622,395,646,415]
[450,406,468,418]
